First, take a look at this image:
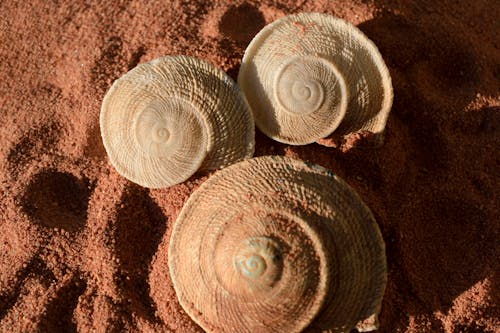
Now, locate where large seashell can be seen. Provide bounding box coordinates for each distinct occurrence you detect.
[169,156,387,332]
[238,13,393,145]
[100,56,255,188]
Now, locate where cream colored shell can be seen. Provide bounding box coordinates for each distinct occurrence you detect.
[100,56,255,188]
[168,156,387,333]
[238,13,393,145]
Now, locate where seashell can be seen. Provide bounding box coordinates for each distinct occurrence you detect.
[238,13,393,145]
[100,56,255,188]
[169,156,387,332]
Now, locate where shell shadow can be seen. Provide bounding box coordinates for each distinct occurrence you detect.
[127,46,146,70]
[21,169,92,233]
[219,2,266,47]
[253,129,288,157]
[217,2,266,80]
[114,184,167,322]
[399,194,496,305]
[357,12,481,111]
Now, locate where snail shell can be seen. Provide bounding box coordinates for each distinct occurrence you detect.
[100,56,255,188]
[169,156,386,332]
[238,13,393,145]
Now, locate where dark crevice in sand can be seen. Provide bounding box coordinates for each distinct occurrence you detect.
[253,130,288,158]
[21,169,92,232]
[114,184,167,323]
[0,257,54,321]
[38,276,86,333]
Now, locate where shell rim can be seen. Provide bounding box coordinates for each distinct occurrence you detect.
[237,12,394,145]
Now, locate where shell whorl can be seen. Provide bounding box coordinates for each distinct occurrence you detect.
[234,237,281,283]
[133,98,207,159]
[274,56,346,122]
[100,56,255,188]
[168,156,387,333]
[238,13,393,145]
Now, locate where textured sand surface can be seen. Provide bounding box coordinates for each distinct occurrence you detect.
[0,0,498,332]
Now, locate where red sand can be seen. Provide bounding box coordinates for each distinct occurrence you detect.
[0,0,498,332]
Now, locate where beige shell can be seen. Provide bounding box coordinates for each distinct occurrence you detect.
[168,156,387,333]
[100,56,255,188]
[238,13,393,145]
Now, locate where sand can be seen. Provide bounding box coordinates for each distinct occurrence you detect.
[0,0,498,332]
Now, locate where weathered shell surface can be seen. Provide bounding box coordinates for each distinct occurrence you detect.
[238,13,393,145]
[169,156,387,333]
[100,56,255,188]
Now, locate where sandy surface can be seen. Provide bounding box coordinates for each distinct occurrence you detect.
[0,0,499,332]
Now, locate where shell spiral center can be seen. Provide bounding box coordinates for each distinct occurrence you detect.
[134,105,174,157]
[234,236,282,289]
[152,123,170,143]
[240,255,267,278]
[274,56,338,115]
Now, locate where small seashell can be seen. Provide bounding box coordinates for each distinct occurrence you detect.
[100,56,255,188]
[169,156,387,333]
[238,13,393,145]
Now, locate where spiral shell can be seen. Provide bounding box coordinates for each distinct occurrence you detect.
[100,56,255,188]
[238,13,393,145]
[169,156,387,332]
